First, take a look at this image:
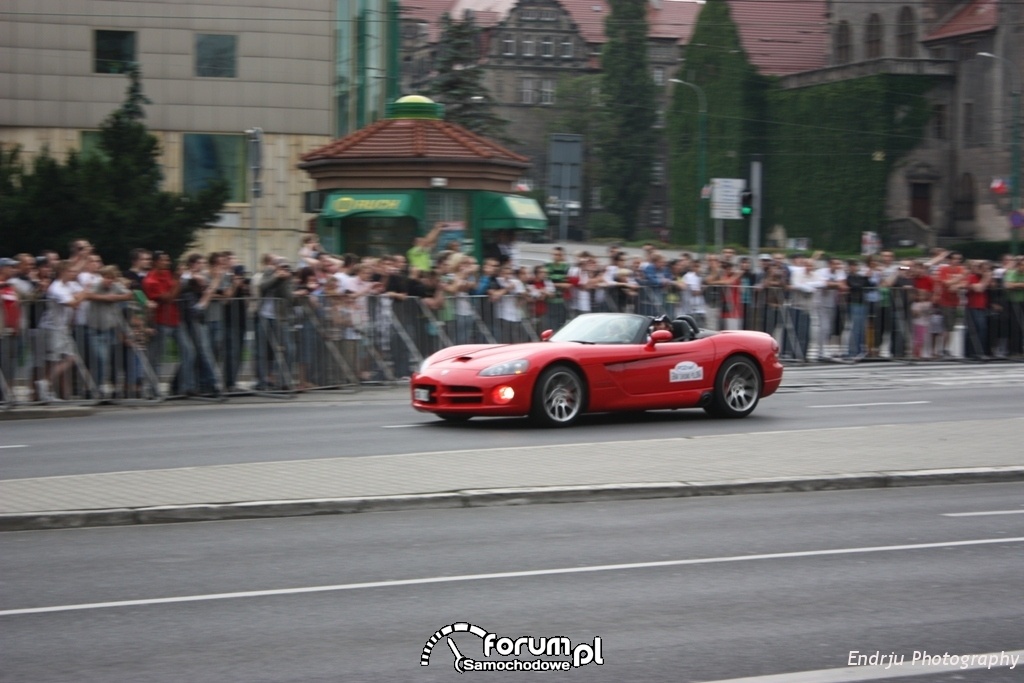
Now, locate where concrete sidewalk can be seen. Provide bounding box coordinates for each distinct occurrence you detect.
[2,412,1022,531]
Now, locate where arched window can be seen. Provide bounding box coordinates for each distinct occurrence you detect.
[865,14,883,59]
[897,7,915,58]
[835,21,852,64]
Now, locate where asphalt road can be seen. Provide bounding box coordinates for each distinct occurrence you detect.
[2,484,1022,682]
[2,365,1023,479]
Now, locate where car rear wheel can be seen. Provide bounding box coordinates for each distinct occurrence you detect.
[704,356,760,419]
[531,365,585,427]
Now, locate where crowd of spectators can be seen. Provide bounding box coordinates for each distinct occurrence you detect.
[2,230,1023,404]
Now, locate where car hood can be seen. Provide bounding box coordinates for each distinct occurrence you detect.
[423,342,553,369]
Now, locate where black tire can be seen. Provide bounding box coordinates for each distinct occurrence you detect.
[437,413,470,422]
[704,356,761,419]
[530,365,585,427]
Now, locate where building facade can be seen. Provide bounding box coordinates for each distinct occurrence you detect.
[1,0,401,262]
[783,0,1021,244]
[399,0,698,238]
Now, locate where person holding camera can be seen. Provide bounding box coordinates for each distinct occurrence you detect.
[255,255,294,391]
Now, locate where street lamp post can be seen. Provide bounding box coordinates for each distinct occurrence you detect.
[670,78,708,254]
[245,127,263,270]
[978,52,1021,256]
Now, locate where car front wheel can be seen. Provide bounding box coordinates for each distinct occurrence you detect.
[705,356,761,419]
[531,365,585,427]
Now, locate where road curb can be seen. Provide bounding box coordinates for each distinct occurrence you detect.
[2,466,1022,532]
[0,406,97,421]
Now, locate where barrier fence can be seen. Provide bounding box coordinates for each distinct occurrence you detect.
[2,284,1022,408]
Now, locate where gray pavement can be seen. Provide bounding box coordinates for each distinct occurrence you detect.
[2,366,1024,531]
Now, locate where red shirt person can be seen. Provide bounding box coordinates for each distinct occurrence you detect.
[142,251,181,328]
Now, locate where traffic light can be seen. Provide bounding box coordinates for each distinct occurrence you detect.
[740,190,754,216]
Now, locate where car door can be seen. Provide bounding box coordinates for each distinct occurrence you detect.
[607,338,717,399]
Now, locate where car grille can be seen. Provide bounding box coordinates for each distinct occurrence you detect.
[414,384,483,405]
[445,386,483,404]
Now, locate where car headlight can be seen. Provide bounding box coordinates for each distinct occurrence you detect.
[418,358,432,374]
[479,359,530,377]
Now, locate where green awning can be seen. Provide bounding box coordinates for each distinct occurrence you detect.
[321,191,418,219]
[475,192,548,231]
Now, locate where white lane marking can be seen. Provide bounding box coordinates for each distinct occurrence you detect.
[697,649,1024,682]
[0,445,28,449]
[808,401,930,409]
[2,536,1021,617]
[943,510,1024,517]
[381,424,423,429]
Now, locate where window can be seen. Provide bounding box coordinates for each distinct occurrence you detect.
[649,205,664,226]
[655,106,665,129]
[591,186,603,210]
[519,77,536,104]
[865,14,883,60]
[932,104,946,140]
[561,39,573,58]
[897,7,915,58]
[953,173,975,220]
[963,102,974,144]
[541,37,553,58]
[541,79,555,105]
[957,41,976,62]
[183,134,247,203]
[653,67,665,86]
[79,131,107,161]
[522,9,538,21]
[652,160,665,184]
[835,22,852,64]
[94,30,136,74]
[522,37,534,56]
[196,34,237,78]
[502,35,515,56]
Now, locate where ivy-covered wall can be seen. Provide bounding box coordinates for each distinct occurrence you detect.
[766,75,935,251]
[666,0,935,253]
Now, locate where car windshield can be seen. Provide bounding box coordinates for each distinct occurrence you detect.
[549,313,649,344]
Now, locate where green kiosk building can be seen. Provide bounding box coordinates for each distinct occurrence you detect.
[298,95,548,261]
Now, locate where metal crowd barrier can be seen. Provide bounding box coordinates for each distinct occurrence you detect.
[2,285,1022,408]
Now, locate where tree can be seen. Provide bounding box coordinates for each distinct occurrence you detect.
[426,13,511,143]
[549,75,609,228]
[599,0,657,240]
[666,0,766,247]
[0,65,226,266]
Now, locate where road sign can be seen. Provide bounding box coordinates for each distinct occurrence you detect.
[711,178,746,220]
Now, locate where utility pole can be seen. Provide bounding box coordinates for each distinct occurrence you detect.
[979,52,1021,255]
[749,155,763,263]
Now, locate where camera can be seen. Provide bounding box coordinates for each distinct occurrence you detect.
[233,264,245,276]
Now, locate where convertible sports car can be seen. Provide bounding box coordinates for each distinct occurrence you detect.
[411,312,783,427]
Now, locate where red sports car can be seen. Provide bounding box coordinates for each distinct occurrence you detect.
[411,313,783,427]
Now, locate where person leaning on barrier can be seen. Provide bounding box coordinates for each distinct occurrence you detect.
[0,258,22,400]
[38,260,86,402]
[1003,256,1024,358]
[85,265,132,399]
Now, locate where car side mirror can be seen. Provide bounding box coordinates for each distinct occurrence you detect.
[541,329,554,341]
[646,329,672,350]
